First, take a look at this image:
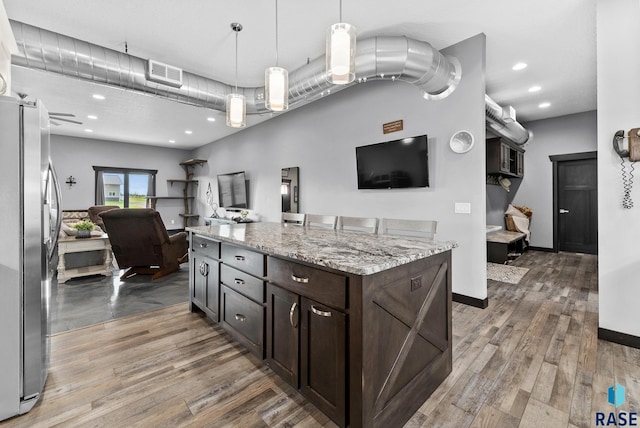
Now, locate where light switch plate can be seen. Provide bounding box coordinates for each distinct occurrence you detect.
[455,202,471,214]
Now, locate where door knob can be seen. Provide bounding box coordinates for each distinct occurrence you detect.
[559,209,570,214]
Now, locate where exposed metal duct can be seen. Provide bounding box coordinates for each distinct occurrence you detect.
[485,94,532,145]
[10,20,530,144]
[9,20,460,115]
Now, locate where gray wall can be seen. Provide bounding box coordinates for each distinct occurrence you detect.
[191,34,489,300]
[51,135,190,228]
[597,0,640,337]
[507,111,597,248]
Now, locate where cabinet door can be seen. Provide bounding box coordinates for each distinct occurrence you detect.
[300,298,346,427]
[516,151,524,177]
[190,253,219,321]
[266,284,299,387]
[500,143,511,173]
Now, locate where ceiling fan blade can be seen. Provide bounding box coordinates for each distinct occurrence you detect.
[50,117,83,125]
[49,112,76,117]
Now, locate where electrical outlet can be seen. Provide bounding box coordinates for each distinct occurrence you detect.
[411,276,422,292]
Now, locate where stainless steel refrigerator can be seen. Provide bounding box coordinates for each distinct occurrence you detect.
[0,96,62,421]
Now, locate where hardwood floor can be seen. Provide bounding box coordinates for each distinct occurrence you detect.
[1,251,638,427]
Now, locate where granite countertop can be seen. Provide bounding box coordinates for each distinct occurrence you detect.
[187,222,457,276]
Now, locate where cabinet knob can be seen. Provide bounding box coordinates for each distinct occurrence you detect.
[311,305,332,317]
[199,243,208,248]
[234,278,245,285]
[291,273,309,283]
[234,255,245,261]
[235,314,246,323]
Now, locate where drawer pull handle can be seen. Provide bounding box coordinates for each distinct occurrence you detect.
[199,242,208,248]
[234,278,245,285]
[234,255,245,261]
[311,305,332,317]
[235,314,246,323]
[289,302,298,328]
[291,273,309,283]
[199,261,209,277]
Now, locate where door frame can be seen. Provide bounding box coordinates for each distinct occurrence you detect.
[549,151,597,253]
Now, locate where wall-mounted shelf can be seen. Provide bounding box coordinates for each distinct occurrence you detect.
[147,159,207,229]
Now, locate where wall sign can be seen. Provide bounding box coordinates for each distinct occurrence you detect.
[383,120,403,134]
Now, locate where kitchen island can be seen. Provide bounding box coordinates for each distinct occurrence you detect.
[187,222,456,428]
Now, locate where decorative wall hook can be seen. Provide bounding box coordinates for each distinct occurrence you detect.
[65,176,77,187]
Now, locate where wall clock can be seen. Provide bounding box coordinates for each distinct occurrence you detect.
[449,130,474,153]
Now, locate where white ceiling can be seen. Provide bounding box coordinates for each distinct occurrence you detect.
[4,0,596,149]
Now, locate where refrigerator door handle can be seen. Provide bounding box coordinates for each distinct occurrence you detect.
[48,162,63,261]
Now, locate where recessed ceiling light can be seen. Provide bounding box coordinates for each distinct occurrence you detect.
[207,117,216,122]
[92,94,105,100]
[184,130,193,134]
[84,129,93,133]
[87,115,98,119]
[512,62,527,71]
[538,102,551,108]
[528,86,541,93]
[169,140,176,143]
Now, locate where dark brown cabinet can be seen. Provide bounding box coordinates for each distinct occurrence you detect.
[189,229,452,428]
[266,284,299,386]
[189,235,220,321]
[486,137,525,178]
[300,297,346,427]
[266,257,348,427]
[219,243,266,359]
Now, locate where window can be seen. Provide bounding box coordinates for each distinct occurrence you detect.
[93,166,157,209]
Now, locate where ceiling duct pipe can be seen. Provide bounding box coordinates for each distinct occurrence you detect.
[10,20,460,115]
[485,94,532,145]
[10,20,531,143]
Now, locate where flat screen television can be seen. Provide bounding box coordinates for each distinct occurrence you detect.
[356,135,429,189]
[217,171,248,209]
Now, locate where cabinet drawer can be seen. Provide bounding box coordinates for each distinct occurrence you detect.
[191,235,220,259]
[268,257,347,310]
[221,243,265,277]
[221,264,265,303]
[221,285,264,358]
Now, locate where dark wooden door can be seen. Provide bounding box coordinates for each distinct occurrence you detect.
[191,254,219,321]
[300,297,346,427]
[266,284,299,387]
[557,157,597,254]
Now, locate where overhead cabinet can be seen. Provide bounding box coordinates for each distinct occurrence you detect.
[486,137,525,178]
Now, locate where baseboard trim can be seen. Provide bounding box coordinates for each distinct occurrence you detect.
[527,246,555,252]
[598,328,640,349]
[453,293,488,309]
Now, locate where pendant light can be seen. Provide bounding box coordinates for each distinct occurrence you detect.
[326,0,356,85]
[265,0,288,111]
[226,22,246,128]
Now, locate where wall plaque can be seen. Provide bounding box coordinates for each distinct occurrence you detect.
[383,120,403,134]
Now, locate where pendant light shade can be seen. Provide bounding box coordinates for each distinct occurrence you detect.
[226,93,246,128]
[265,0,289,112]
[326,1,356,85]
[265,66,288,111]
[226,22,246,128]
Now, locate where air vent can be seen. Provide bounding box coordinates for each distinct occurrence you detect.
[146,59,183,88]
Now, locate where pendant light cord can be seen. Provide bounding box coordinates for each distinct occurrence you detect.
[339,0,343,23]
[234,29,239,92]
[275,0,279,66]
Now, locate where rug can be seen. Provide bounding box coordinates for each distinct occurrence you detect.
[487,263,530,284]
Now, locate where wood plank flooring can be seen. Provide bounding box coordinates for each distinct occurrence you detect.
[1,250,639,427]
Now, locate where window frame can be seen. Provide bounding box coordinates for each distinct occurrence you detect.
[93,166,158,208]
